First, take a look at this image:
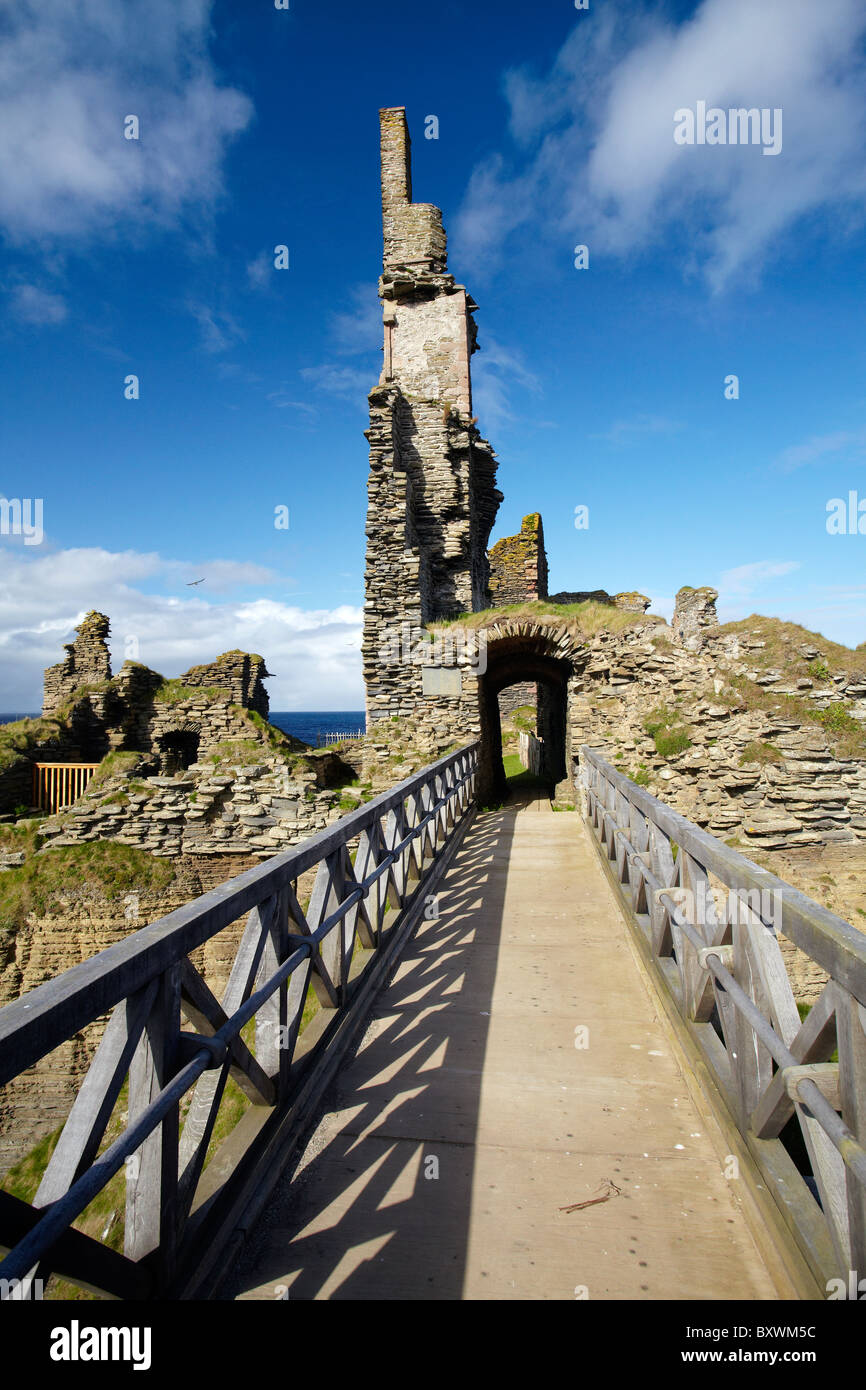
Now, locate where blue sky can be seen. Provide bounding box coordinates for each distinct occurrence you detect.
[1,0,865,709]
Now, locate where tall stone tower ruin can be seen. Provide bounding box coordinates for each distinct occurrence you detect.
[362,108,502,723]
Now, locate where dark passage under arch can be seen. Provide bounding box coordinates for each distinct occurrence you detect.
[158,729,200,776]
[476,633,574,805]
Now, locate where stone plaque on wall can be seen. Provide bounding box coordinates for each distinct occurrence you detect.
[422,666,462,697]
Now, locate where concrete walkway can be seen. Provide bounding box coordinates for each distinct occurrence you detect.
[227,792,788,1301]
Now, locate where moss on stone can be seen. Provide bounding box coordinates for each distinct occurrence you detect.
[153,680,230,705]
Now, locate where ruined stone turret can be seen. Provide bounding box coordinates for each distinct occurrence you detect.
[42,611,112,716]
[673,586,720,651]
[180,651,272,720]
[363,108,503,723]
[488,514,549,607]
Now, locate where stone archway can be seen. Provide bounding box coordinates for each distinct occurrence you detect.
[156,723,201,775]
[474,620,586,805]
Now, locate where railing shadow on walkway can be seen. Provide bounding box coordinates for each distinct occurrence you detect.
[0,745,480,1301]
[223,801,518,1301]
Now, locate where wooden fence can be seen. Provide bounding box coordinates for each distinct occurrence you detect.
[580,745,866,1293]
[0,742,479,1300]
[32,763,100,814]
[518,730,543,776]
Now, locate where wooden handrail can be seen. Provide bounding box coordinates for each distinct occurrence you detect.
[579,744,866,1294]
[0,742,479,1299]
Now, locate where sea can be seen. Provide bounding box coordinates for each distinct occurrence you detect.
[0,710,366,750]
[270,711,366,747]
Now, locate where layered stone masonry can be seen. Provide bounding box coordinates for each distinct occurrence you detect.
[673,585,720,650]
[488,513,549,606]
[572,625,866,850]
[363,109,503,728]
[42,611,112,717]
[549,590,652,613]
[32,614,279,779]
[180,652,271,719]
[37,746,368,859]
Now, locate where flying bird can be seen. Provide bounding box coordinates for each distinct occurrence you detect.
[186,578,206,586]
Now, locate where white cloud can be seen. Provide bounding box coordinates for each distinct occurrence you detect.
[186,300,245,354]
[775,429,866,471]
[0,0,253,246]
[591,415,684,446]
[0,546,363,709]
[266,388,318,416]
[7,283,68,325]
[331,285,381,356]
[718,559,801,598]
[246,251,272,290]
[293,287,382,415]
[645,592,675,623]
[454,0,866,289]
[472,336,542,430]
[300,364,374,402]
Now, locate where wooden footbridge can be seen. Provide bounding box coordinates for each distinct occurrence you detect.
[1,744,865,1301]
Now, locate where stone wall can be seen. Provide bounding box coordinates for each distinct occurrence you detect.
[37,745,365,860]
[549,590,651,612]
[380,107,447,273]
[42,611,112,717]
[673,586,719,650]
[571,624,866,851]
[498,683,537,718]
[31,619,281,779]
[180,651,271,719]
[488,513,549,607]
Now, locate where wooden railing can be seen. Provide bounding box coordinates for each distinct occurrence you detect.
[579,745,866,1293]
[0,742,478,1300]
[317,729,364,747]
[32,762,100,814]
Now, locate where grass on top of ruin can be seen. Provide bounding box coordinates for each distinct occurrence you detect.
[712,672,866,760]
[0,840,176,936]
[430,599,662,639]
[717,614,866,680]
[153,678,231,705]
[0,714,67,771]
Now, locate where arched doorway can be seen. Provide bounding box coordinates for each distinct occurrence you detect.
[475,622,585,805]
[157,728,201,775]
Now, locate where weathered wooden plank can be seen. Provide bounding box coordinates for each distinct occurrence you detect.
[580,747,866,1004]
[254,885,291,1094]
[35,980,158,1208]
[0,743,480,1081]
[180,959,274,1104]
[305,854,344,1008]
[125,966,181,1284]
[835,985,866,1275]
[752,984,838,1138]
[731,917,775,1127]
[352,827,381,949]
[0,1189,151,1300]
[178,897,278,1172]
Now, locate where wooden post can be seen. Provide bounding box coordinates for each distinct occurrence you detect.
[125,965,182,1288]
[836,985,866,1276]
